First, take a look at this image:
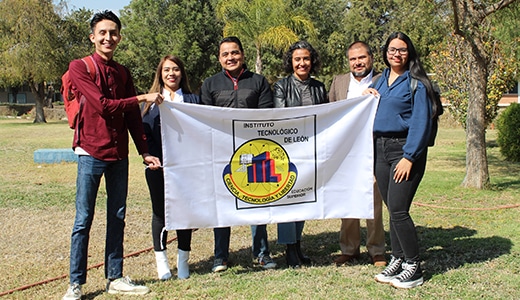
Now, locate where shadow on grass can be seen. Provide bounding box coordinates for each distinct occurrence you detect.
[173,230,343,276]
[417,225,512,280]
[83,290,104,299]
[132,225,511,283]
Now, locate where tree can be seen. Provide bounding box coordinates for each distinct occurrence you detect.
[57,7,94,62]
[292,0,349,86]
[216,0,316,74]
[446,0,519,189]
[318,0,447,86]
[432,34,517,129]
[0,0,68,123]
[118,0,222,92]
[326,1,397,75]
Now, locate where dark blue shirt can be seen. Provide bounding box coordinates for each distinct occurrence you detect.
[373,69,432,162]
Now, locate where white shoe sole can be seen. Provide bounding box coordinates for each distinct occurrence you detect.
[390,277,424,289]
[375,274,397,284]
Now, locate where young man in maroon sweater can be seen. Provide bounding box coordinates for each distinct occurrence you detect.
[63,10,163,300]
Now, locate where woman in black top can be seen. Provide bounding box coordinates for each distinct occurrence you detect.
[142,55,200,280]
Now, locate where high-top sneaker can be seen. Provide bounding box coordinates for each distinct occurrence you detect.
[390,260,424,289]
[375,255,403,283]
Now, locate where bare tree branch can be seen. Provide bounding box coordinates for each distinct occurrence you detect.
[483,0,519,17]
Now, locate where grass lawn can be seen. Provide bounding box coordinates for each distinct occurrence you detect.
[0,117,519,299]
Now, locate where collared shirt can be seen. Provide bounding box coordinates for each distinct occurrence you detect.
[372,69,432,162]
[69,52,148,161]
[163,88,184,103]
[346,71,373,100]
[148,88,184,112]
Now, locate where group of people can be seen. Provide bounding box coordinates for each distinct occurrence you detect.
[63,10,438,300]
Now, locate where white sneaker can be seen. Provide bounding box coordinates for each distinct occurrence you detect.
[63,283,82,300]
[258,255,277,269]
[106,276,150,295]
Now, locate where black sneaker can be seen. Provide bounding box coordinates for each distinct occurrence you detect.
[374,255,403,284]
[390,261,424,289]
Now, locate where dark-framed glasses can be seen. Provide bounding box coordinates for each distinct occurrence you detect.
[387,47,408,55]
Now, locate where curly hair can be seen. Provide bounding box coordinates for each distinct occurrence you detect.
[283,41,321,74]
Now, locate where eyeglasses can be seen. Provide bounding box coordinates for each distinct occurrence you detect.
[387,47,408,55]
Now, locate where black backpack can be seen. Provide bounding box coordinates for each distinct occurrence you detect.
[410,78,443,146]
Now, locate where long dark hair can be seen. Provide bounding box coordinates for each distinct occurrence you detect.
[142,55,192,115]
[382,32,440,118]
[283,40,321,74]
[149,55,192,94]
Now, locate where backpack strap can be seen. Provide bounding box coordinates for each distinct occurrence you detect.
[81,55,98,82]
[410,77,418,105]
[75,56,99,141]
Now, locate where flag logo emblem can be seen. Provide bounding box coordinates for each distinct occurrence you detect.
[223,138,298,204]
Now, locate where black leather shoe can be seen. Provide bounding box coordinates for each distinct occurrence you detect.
[286,243,300,268]
[296,240,311,265]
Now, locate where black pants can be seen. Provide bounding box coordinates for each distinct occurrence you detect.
[374,137,427,262]
[145,168,192,251]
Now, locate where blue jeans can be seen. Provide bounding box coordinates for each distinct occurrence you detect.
[69,155,128,284]
[214,225,270,261]
[374,137,426,262]
[277,221,305,244]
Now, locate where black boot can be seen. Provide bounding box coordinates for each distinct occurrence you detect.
[286,243,300,268]
[296,240,311,265]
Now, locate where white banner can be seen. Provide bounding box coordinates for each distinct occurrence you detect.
[160,95,378,230]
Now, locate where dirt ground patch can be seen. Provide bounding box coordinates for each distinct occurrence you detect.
[0,204,281,298]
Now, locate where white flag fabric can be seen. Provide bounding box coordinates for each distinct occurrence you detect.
[160,95,379,230]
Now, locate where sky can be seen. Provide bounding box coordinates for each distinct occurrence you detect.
[56,0,131,15]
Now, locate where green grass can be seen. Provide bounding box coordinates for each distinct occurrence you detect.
[0,117,519,299]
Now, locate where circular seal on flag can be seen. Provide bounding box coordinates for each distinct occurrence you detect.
[222,138,298,204]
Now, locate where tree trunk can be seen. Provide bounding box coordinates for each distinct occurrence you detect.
[255,47,263,74]
[462,50,490,189]
[30,81,47,124]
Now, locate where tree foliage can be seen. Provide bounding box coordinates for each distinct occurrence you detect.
[291,0,349,86]
[57,8,94,63]
[0,0,71,123]
[496,103,520,162]
[118,0,222,92]
[216,0,316,75]
[319,0,448,83]
[431,4,519,129]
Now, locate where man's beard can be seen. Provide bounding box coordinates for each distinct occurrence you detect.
[352,68,370,78]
